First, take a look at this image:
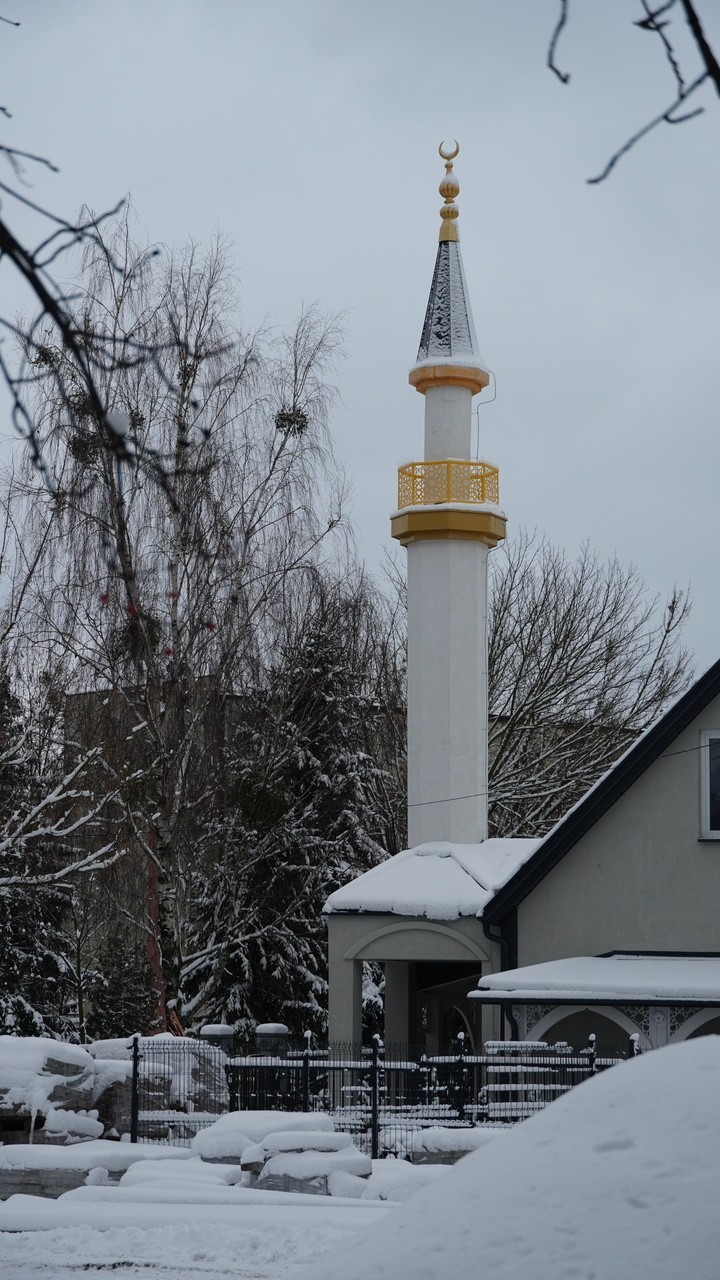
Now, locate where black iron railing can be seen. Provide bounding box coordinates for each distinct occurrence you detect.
[129,1034,630,1152]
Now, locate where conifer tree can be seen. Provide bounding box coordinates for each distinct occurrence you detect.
[85,932,158,1040]
[0,664,71,1036]
[181,581,388,1040]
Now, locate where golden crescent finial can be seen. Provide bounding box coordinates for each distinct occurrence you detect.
[438,141,460,242]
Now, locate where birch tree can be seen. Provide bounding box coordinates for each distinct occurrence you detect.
[3,208,348,1029]
[0,657,131,1035]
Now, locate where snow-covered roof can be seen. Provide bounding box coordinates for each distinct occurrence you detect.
[412,239,487,372]
[484,653,720,924]
[323,839,541,921]
[469,953,720,1005]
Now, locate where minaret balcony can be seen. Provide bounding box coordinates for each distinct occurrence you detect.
[397,459,499,509]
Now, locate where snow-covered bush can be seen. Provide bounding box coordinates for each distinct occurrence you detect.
[192,1109,333,1163]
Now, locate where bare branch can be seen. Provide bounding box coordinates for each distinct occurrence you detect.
[548,0,571,84]
[680,0,720,96]
[587,72,707,183]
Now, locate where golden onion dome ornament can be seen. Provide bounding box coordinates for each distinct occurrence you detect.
[438,140,460,242]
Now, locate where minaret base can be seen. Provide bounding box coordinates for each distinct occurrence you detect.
[406,534,492,848]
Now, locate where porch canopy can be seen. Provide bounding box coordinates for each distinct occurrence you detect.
[469,953,720,1007]
[324,839,541,920]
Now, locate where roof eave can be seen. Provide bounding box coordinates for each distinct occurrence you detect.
[484,656,720,925]
[469,992,720,1008]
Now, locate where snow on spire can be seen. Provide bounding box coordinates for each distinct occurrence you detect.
[411,142,487,381]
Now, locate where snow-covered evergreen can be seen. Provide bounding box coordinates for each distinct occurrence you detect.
[182,586,388,1040]
[0,665,71,1037]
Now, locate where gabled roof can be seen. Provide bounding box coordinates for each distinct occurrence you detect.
[323,839,540,922]
[484,656,720,925]
[413,239,487,371]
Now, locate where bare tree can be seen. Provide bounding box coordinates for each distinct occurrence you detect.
[0,651,136,1035]
[2,210,348,1029]
[1,15,213,572]
[375,532,692,842]
[548,1,720,181]
[488,531,692,835]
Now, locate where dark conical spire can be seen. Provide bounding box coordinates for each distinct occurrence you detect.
[416,238,483,365]
[409,142,488,393]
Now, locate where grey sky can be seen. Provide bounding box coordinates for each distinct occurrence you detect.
[3,1,719,670]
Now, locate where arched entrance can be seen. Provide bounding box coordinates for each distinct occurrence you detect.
[442,1004,476,1051]
[673,1011,720,1041]
[528,1005,650,1052]
[341,919,490,1050]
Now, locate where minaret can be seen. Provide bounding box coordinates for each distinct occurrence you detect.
[391,142,506,848]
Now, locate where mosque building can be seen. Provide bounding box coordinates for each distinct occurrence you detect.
[324,145,720,1054]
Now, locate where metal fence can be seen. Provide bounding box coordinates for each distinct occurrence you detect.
[130,1036,229,1145]
[129,1034,631,1154]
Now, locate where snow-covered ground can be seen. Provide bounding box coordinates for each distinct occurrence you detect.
[4,1038,720,1279]
[0,1152,412,1279]
[0,1199,388,1279]
[295,1036,720,1280]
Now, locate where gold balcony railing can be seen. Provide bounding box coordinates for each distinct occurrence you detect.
[397,459,499,509]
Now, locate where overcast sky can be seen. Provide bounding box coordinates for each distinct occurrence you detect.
[3,1,719,671]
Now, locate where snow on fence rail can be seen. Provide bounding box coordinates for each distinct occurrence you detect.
[128,1035,631,1154]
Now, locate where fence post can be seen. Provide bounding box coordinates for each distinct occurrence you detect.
[371,1035,381,1160]
[225,1058,238,1113]
[130,1034,140,1144]
[588,1033,597,1075]
[455,1031,466,1122]
[302,1029,312,1111]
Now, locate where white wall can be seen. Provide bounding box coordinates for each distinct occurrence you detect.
[406,536,489,846]
[517,690,720,963]
[423,384,473,459]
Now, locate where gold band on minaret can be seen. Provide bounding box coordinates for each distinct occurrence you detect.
[438,140,460,242]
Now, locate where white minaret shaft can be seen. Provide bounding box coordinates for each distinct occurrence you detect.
[391,142,506,849]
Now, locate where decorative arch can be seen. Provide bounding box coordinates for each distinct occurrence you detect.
[344,919,489,963]
[527,1004,652,1051]
[669,1008,720,1042]
[442,1005,476,1051]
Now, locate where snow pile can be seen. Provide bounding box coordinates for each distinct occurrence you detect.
[360,1158,450,1203]
[0,1200,389,1276]
[0,1141,191,1174]
[0,1037,92,1098]
[0,1036,103,1142]
[192,1109,333,1162]
[118,1156,243,1190]
[292,1037,720,1280]
[257,1145,370,1185]
[42,1108,103,1141]
[246,1130,353,1161]
[85,1038,137,1060]
[397,1125,506,1157]
[237,1127,370,1189]
[324,839,541,919]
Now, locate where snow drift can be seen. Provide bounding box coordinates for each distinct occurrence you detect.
[292,1036,720,1280]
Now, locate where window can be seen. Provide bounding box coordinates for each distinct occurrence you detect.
[700,731,720,839]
